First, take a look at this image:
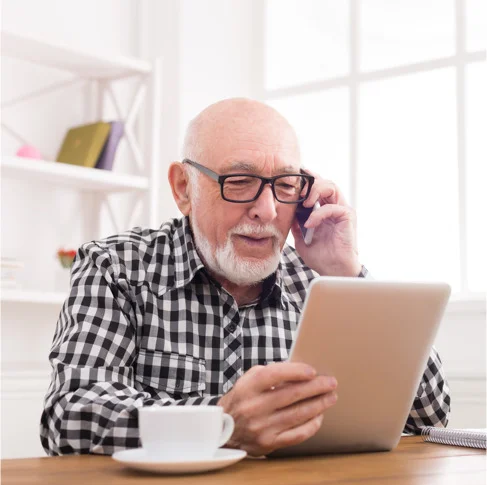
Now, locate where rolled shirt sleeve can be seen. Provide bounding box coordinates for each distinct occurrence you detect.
[404,347,451,433]
[40,242,220,456]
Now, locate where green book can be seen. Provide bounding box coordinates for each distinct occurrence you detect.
[56,122,111,168]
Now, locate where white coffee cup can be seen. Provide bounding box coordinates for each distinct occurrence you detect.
[138,406,235,460]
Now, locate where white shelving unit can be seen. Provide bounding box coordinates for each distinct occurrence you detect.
[1,156,149,192]
[1,31,162,306]
[1,30,152,79]
[1,157,149,193]
[1,27,162,461]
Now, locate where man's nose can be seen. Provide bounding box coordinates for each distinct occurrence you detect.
[248,184,278,222]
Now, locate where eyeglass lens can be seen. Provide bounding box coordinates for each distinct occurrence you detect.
[222,175,308,202]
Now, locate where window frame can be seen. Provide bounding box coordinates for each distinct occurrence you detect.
[257,0,486,307]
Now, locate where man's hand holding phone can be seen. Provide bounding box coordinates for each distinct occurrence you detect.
[291,168,362,278]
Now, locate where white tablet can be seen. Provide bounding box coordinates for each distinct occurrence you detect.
[271,277,451,457]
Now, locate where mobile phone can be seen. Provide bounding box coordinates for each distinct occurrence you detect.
[295,201,320,245]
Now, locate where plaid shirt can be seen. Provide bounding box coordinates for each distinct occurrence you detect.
[40,216,450,455]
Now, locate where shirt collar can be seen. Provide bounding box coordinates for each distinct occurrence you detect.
[168,216,206,291]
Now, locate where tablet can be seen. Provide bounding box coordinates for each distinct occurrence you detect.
[270,277,451,457]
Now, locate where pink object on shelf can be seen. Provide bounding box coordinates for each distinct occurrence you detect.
[15,145,42,159]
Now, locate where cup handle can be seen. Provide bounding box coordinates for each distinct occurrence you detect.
[219,413,235,447]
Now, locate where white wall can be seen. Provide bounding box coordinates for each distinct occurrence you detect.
[139,0,258,221]
[435,304,486,429]
[178,0,257,136]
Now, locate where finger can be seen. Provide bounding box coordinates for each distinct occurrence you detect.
[273,413,325,451]
[268,375,338,411]
[303,182,337,208]
[268,390,338,431]
[304,204,352,229]
[244,393,336,454]
[299,166,318,181]
[300,173,318,203]
[249,362,317,393]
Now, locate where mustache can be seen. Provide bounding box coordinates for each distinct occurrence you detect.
[230,223,281,239]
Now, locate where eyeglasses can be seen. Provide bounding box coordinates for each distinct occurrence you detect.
[183,159,314,204]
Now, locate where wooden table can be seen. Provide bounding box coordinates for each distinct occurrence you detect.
[2,437,486,484]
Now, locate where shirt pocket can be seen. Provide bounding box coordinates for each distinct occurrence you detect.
[135,349,206,399]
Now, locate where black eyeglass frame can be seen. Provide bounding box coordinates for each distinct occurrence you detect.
[182,159,314,204]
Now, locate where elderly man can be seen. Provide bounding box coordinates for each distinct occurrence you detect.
[41,98,450,456]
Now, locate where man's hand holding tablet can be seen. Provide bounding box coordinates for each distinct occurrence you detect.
[217,362,338,457]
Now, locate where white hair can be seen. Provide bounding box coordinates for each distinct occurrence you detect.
[191,217,282,286]
[181,116,204,199]
[185,163,200,199]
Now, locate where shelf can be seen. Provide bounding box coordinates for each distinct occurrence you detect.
[1,156,149,193]
[1,31,152,80]
[1,289,66,305]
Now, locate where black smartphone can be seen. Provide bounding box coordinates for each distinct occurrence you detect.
[295,201,320,245]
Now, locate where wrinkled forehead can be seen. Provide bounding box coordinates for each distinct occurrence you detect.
[218,154,300,176]
[202,118,301,174]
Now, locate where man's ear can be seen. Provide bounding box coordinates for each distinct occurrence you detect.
[168,162,191,215]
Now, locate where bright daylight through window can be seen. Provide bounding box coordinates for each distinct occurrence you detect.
[264,0,486,298]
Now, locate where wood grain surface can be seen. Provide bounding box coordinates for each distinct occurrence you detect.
[2,436,486,485]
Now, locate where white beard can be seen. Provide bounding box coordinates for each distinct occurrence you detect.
[190,217,282,286]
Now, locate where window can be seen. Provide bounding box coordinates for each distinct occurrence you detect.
[263,0,486,298]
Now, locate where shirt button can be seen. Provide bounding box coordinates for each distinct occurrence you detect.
[227,323,237,333]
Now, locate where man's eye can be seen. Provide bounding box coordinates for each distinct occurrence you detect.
[276,182,298,190]
[226,178,253,186]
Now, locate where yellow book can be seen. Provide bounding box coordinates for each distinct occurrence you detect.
[56,122,111,168]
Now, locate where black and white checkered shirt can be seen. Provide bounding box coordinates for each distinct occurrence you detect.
[40,216,450,455]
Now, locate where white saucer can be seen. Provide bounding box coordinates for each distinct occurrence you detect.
[112,448,247,474]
